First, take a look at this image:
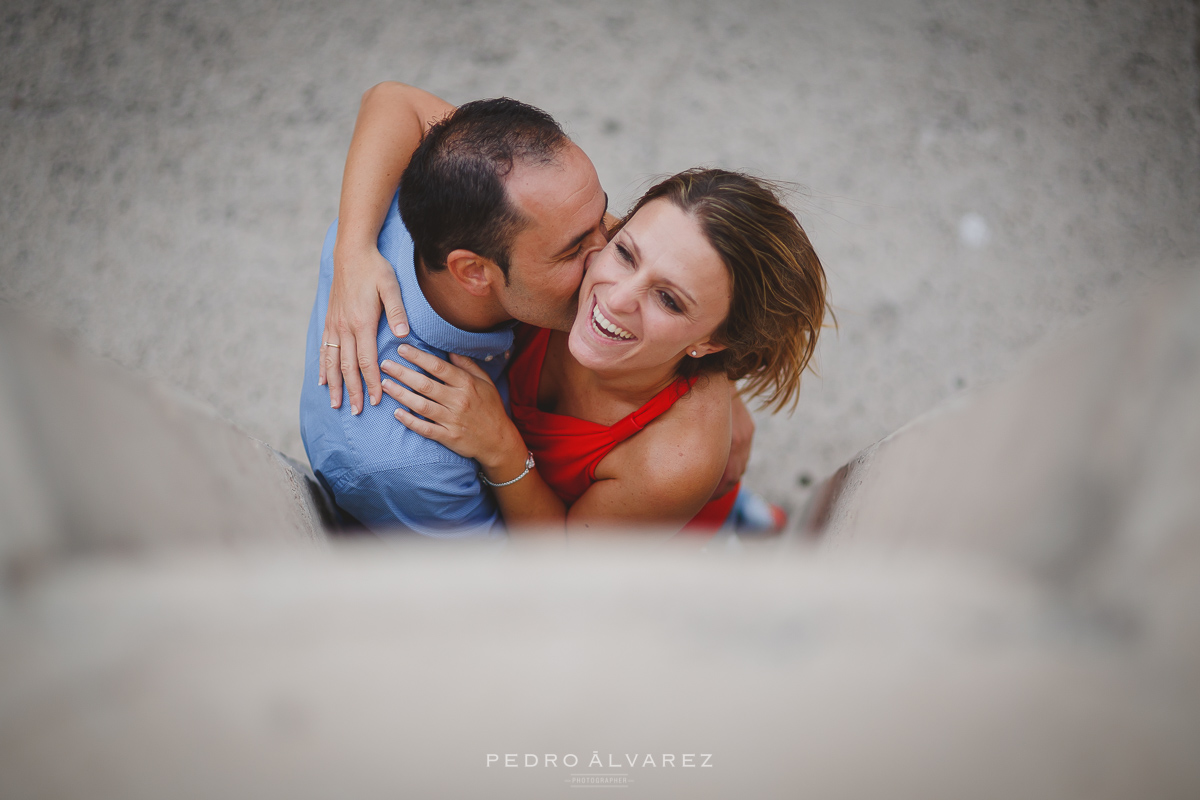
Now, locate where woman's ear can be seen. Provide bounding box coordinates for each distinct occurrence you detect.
[444,249,498,296]
[688,341,727,358]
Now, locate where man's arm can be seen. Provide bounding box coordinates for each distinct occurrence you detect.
[336,460,503,539]
[321,82,454,415]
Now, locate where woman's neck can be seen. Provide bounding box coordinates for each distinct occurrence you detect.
[547,331,685,423]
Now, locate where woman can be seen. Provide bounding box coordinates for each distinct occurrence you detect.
[378,166,827,535]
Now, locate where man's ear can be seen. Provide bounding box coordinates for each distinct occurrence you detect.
[444,249,500,297]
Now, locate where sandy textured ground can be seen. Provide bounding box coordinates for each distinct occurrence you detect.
[2,0,1197,513]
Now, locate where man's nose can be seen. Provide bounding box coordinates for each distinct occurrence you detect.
[583,232,606,264]
[583,246,602,272]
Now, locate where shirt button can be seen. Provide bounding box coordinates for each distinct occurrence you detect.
[484,355,494,362]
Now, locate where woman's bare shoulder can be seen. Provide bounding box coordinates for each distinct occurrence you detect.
[597,372,732,489]
[659,372,733,451]
[679,371,735,412]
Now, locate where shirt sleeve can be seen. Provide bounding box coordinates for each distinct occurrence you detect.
[332,456,504,538]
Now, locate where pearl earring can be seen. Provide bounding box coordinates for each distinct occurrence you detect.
[691,350,699,357]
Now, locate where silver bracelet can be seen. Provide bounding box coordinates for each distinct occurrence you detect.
[480,451,536,488]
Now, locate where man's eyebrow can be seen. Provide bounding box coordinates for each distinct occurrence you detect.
[552,227,594,260]
[551,194,609,260]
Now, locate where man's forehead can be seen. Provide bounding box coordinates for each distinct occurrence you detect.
[506,145,605,241]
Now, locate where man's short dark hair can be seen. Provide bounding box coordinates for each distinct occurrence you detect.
[399,98,569,279]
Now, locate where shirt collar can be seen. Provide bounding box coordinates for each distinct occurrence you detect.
[387,198,516,359]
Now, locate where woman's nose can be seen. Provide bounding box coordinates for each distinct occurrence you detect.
[606,274,640,313]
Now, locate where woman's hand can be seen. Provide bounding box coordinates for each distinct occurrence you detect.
[383,344,569,531]
[320,245,408,414]
[319,82,454,415]
[380,345,523,472]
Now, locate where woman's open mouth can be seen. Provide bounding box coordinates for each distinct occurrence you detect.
[591,300,636,342]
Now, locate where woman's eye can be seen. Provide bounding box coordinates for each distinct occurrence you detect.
[659,291,680,312]
[615,243,633,264]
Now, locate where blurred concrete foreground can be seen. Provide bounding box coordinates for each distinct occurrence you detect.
[2,267,1200,799]
[2,0,1200,798]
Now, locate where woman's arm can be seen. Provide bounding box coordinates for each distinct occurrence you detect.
[380,348,571,532]
[567,377,732,529]
[379,348,732,536]
[321,82,455,415]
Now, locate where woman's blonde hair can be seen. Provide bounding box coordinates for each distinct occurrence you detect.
[618,168,829,412]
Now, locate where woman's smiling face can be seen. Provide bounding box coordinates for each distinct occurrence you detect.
[568,198,732,376]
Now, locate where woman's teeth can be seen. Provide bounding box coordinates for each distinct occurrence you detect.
[592,304,634,340]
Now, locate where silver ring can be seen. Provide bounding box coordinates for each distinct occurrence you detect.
[323,341,340,348]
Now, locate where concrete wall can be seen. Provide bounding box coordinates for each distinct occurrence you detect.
[0,303,328,579]
[2,2,1199,795]
[794,263,1200,742]
[3,544,1196,799]
[799,267,1200,621]
[2,270,1199,797]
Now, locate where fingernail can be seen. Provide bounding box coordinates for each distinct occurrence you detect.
[352,404,360,415]
[395,324,408,336]
[370,395,379,406]
[381,377,392,387]
[381,359,394,369]
[397,344,409,354]
[318,376,326,386]
[394,409,403,420]
[330,399,337,408]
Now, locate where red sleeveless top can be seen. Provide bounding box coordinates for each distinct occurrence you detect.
[508,326,738,531]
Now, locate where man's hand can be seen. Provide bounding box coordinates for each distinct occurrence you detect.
[319,246,408,414]
[714,390,755,498]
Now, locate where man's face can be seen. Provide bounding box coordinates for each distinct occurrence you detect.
[494,143,608,332]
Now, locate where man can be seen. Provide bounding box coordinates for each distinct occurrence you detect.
[301,83,753,536]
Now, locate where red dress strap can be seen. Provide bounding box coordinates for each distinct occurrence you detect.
[507,326,732,533]
[609,377,697,443]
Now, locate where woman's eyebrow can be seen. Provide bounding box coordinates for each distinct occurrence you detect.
[624,230,643,263]
[624,232,695,306]
[662,278,697,307]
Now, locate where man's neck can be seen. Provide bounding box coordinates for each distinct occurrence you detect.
[416,262,512,333]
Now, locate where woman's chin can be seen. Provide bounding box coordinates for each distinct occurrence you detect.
[569,322,625,371]
[567,326,602,369]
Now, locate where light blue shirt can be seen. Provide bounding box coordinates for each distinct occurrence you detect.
[299,191,514,537]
